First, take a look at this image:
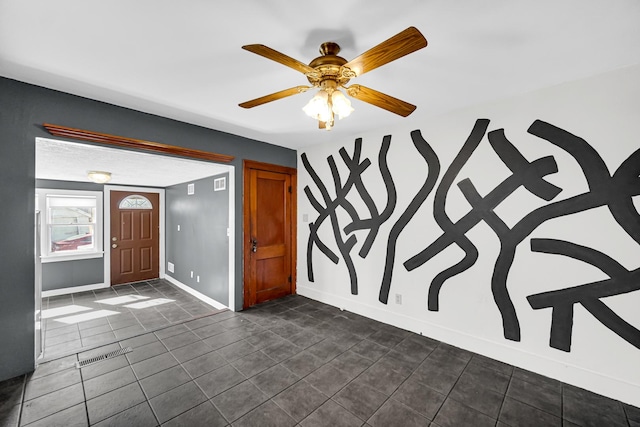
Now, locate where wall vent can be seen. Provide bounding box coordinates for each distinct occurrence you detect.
[187,183,195,195]
[214,177,226,192]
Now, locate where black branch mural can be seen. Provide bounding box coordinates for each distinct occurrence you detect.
[379,130,440,304]
[302,136,397,295]
[302,119,640,352]
[527,238,640,352]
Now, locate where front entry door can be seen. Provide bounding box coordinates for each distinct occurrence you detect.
[244,162,296,308]
[110,191,160,285]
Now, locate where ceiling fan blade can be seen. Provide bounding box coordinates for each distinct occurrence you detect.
[346,85,416,117]
[344,27,427,77]
[239,86,311,109]
[242,44,316,75]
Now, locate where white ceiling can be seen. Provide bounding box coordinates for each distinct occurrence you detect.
[2,1,640,150]
[36,138,229,187]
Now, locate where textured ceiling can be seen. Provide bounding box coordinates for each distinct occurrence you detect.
[36,138,229,187]
[2,1,640,150]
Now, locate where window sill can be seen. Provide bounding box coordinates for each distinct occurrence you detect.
[41,251,104,263]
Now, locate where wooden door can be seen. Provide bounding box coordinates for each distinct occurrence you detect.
[244,161,296,308]
[110,191,160,285]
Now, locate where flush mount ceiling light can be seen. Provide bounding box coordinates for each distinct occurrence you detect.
[87,171,111,183]
[239,27,427,130]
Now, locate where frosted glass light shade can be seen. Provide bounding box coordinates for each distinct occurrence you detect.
[302,90,332,122]
[87,171,111,183]
[331,90,354,119]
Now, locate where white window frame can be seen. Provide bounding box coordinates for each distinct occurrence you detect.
[36,189,104,263]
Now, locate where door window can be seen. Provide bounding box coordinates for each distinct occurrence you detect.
[119,195,153,209]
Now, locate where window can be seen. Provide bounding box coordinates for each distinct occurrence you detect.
[37,189,103,262]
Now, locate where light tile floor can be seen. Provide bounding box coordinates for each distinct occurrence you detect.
[1,287,639,426]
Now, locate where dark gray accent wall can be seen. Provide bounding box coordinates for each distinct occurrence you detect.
[166,173,229,304]
[37,179,105,291]
[36,179,104,192]
[41,258,104,292]
[0,76,296,381]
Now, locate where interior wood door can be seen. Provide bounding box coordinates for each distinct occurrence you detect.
[110,191,160,285]
[244,162,296,308]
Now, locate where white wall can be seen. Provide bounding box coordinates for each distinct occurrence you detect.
[297,64,640,407]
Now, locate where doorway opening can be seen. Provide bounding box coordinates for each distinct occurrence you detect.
[35,137,236,315]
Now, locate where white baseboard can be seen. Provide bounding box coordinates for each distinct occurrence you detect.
[42,283,108,297]
[164,275,229,311]
[297,285,640,408]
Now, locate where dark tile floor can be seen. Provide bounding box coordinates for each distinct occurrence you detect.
[1,288,639,426]
[39,279,224,360]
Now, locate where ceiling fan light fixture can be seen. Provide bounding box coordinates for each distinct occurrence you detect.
[87,170,112,184]
[241,27,427,129]
[331,90,354,119]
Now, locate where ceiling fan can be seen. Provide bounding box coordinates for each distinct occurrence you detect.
[239,27,428,130]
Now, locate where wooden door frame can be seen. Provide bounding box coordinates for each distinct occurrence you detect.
[104,186,165,286]
[243,160,297,309]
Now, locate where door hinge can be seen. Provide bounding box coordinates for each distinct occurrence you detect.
[288,275,292,283]
[288,186,292,193]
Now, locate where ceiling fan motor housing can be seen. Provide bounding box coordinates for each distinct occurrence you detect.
[306,42,354,90]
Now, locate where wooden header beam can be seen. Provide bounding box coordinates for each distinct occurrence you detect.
[43,123,235,163]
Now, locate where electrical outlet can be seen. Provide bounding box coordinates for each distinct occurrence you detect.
[190,271,194,278]
[395,294,402,304]
[167,262,174,273]
[197,275,200,283]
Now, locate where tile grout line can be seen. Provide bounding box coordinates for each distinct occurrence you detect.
[323,337,399,424]
[509,368,566,422]
[271,324,397,425]
[271,377,331,425]
[87,327,170,426]
[426,348,473,425]
[133,365,162,426]
[330,345,395,425]
[39,309,228,365]
[153,314,271,425]
[236,305,498,425]
[132,321,246,425]
[198,309,328,424]
[494,360,515,427]
[289,325,430,424]
[24,293,638,426]
[77,353,91,427]
[561,382,566,426]
[41,280,192,357]
[27,280,226,426]
[16,374,27,427]
[245,307,346,421]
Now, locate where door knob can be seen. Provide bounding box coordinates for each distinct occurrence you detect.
[250,238,257,253]
[112,243,118,249]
